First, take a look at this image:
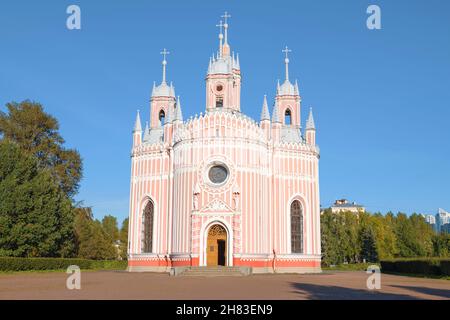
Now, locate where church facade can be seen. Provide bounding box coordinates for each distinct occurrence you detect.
[127,14,321,274]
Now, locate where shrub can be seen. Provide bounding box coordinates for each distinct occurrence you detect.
[440,260,450,276]
[0,257,127,272]
[380,258,450,276]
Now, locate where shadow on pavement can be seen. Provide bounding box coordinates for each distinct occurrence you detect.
[389,285,450,299]
[290,282,418,300]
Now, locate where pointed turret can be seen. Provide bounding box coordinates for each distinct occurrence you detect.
[174,96,183,122]
[294,80,299,96]
[272,100,281,123]
[260,95,270,121]
[306,107,315,130]
[170,82,175,97]
[133,110,142,132]
[133,110,142,147]
[151,81,156,96]
[143,121,150,141]
[305,107,316,145]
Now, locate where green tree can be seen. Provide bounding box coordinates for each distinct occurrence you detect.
[371,212,398,259]
[360,226,378,263]
[0,101,82,197]
[409,213,434,257]
[432,233,450,257]
[0,140,75,257]
[119,218,129,260]
[321,209,344,265]
[102,215,119,242]
[73,207,116,260]
[393,213,417,257]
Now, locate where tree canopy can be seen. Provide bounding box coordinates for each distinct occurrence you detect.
[0,140,75,257]
[73,207,117,260]
[321,209,446,266]
[0,101,82,197]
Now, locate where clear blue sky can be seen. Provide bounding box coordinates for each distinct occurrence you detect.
[1,0,449,222]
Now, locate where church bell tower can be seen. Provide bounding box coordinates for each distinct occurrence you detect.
[205,12,241,112]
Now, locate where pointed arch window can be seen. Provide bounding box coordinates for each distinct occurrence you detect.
[216,97,223,108]
[142,201,154,253]
[159,110,165,125]
[285,109,292,125]
[291,200,303,253]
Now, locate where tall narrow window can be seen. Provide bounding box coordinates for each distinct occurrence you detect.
[142,201,154,253]
[159,110,165,125]
[216,97,223,108]
[285,109,292,125]
[291,200,303,253]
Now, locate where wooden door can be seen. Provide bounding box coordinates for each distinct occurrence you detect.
[206,225,227,266]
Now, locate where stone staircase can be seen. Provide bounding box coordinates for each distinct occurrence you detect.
[173,266,251,277]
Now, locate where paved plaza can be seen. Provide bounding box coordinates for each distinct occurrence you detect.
[0,270,448,300]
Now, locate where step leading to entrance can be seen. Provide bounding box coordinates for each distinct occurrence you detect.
[171,266,252,277]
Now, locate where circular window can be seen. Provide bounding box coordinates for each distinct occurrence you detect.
[216,84,223,92]
[208,165,228,185]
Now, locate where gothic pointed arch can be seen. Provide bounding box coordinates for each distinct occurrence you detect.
[159,109,166,125]
[284,108,292,125]
[142,200,154,253]
[291,199,303,253]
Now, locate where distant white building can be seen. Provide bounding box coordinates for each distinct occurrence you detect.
[436,208,450,233]
[330,199,365,214]
[421,214,436,225]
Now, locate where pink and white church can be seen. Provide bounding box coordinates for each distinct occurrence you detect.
[127,14,321,274]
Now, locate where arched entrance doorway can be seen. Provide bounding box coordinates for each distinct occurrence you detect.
[206,224,227,266]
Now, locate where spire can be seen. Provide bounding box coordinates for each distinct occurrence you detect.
[272,100,281,123]
[133,110,142,132]
[160,48,170,84]
[143,121,150,140]
[216,20,224,58]
[236,53,240,69]
[175,96,183,122]
[151,81,156,96]
[306,107,316,130]
[294,79,299,95]
[282,46,292,82]
[277,79,281,95]
[221,11,231,45]
[260,95,270,121]
[170,82,175,97]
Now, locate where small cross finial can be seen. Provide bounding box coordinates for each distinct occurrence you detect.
[216,20,224,34]
[221,11,231,25]
[282,46,292,81]
[160,48,170,83]
[282,46,291,60]
[160,48,170,61]
[216,20,224,57]
[221,12,231,46]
